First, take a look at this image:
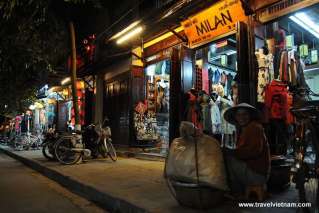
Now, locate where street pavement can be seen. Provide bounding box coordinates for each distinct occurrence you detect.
[0,152,106,213]
[0,146,307,213]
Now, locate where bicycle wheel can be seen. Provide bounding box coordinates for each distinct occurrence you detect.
[54,137,82,165]
[106,139,117,162]
[42,142,55,161]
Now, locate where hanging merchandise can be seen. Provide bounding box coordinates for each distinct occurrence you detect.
[218,97,236,148]
[195,66,203,91]
[226,73,235,97]
[285,34,294,50]
[202,69,209,94]
[220,72,227,86]
[273,29,286,79]
[279,50,289,82]
[311,49,318,64]
[287,49,299,86]
[210,97,221,134]
[200,93,212,134]
[135,101,148,114]
[265,80,289,120]
[255,47,274,102]
[221,54,227,66]
[295,52,309,89]
[211,68,221,84]
[266,38,275,55]
[286,23,294,50]
[299,44,309,57]
[310,40,318,64]
[184,90,203,129]
[134,102,159,141]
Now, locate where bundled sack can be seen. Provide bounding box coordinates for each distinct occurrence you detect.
[165,121,229,191]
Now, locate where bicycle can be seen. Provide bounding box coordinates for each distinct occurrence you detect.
[54,119,117,165]
[19,132,42,150]
[291,103,319,213]
[42,128,59,161]
[95,123,117,161]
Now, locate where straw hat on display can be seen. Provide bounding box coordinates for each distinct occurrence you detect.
[223,103,260,125]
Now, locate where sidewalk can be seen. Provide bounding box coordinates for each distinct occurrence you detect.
[0,145,300,213]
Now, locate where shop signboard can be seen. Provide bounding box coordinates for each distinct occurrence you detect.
[181,0,247,48]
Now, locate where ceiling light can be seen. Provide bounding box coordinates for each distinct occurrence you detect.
[61,77,71,85]
[111,21,140,40]
[116,26,143,44]
[289,13,319,38]
[29,105,35,110]
[295,12,319,33]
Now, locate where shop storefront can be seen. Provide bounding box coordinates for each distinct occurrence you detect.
[133,45,181,155]
[33,81,86,132]
[247,0,319,188]
[252,0,319,155]
[179,0,250,147]
[125,0,252,155]
[59,81,86,131]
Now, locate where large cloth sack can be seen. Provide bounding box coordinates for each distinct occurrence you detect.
[165,122,229,191]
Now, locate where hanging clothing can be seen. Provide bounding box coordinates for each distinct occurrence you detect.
[220,98,236,135]
[273,29,286,79]
[226,74,234,98]
[265,53,274,81]
[201,94,212,133]
[210,98,221,134]
[257,68,268,103]
[212,69,221,84]
[222,133,236,149]
[195,66,203,91]
[265,80,289,120]
[279,50,289,82]
[184,91,202,129]
[273,49,281,79]
[295,57,308,88]
[256,50,274,103]
[220,72,227,85]
[202,69,209,94]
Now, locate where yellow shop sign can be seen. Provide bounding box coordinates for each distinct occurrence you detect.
[182,0,247,48]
